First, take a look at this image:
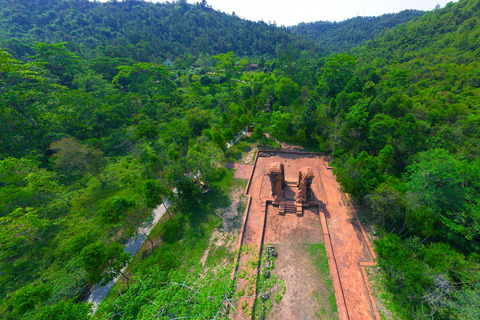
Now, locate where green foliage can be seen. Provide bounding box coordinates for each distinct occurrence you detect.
[99,263,237,319]
[143,180,172,209]
[113,62,174,97]
[375,234,479,319]
[50,138,106,184]
[32,42,83,87]
[0,207,50,257]
[101,196,136,224]
[269,111,292,142]
[78,242,130,286]
[318,54,357,97]
[292,10,424,52]
[365,182,405,228]
[0,0,314,61]
[334,151,382,199]
[275,77,300,106]
[406,149,480,250]
[33,298,91,320]
[1,0,480,318]
[9,283,51,316]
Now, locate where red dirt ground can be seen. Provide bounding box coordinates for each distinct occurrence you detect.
[233,164,254,180]
[232,151,379,320]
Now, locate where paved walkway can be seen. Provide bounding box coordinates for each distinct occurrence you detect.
[85,200,170,313]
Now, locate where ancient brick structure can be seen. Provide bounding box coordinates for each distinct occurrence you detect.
[267,162,285,201]
[297,167,314,203]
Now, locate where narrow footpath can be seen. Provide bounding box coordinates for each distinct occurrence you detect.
[84,200,170,313]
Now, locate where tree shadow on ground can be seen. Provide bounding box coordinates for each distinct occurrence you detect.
[160,181,230,245]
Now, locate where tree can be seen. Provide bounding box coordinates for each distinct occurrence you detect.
[213,51,241,81]
[293,129,307,145]
[186,137,222,190]
[269,111,291,142]
[32,42,83,87]
[0,50,57,156]
[96,246,265,319]
[143,180,173,219]
[113,62,174,97]
[318,54,357,97]
[24,169,71,205]
[368,114,397,153]
[377,144,394,173]
[365,182,405,228]
[122,203,156,252]
[275,77,300,107]
[50,138,106,185]
[101,196,136,224]
[375,234,476,319]
[328,115,344,160]
[406,149,480,249]
[9,283,51,317]
[334,151,382,199]
[33,298,91,320]
[78,242,131,285]
[0,208,51,255]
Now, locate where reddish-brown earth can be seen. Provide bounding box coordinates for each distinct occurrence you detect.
[232,150,380,320]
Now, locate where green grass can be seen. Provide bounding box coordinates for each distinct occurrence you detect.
[305,243,338,318]
[211,168,235,193]
[365,266,400,320]
[205,244,232,267]
[253,246,286,319]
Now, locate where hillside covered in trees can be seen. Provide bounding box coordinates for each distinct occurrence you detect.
[291,10,425,52]
[1,0,480,319]
[0,0,314,61]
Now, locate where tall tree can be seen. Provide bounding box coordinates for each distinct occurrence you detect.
[78,242,131,285]
[50,138,106,185]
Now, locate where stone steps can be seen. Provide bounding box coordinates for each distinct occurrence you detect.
[279,201,302,215]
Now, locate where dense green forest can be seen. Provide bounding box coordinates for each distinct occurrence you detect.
[291,9,425,52]
[0,0,314,61]
[1,0,480,319]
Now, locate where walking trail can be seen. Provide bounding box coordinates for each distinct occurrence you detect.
[84,200,170,313]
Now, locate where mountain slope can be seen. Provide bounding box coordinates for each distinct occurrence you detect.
[290,10,424,52]
[0,0,314,61]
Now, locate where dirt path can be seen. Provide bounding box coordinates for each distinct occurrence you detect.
[318,163,377,320]
[84,201,170,313]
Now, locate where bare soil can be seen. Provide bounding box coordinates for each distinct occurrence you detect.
[201,177,247,266]
[262,205,336,320]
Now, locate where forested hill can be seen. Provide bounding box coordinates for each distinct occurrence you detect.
[322,0,480,317]
[3,0,480,318]
[0,0,314,61]
[290,10,425,52]
[356,0,479,67]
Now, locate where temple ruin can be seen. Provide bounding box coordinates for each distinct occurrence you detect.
[297,167,314,203]
[266,163,316,216]
[267,162,285,201]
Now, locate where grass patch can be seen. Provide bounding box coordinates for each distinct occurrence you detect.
[253,245,286,320]
[205,244,233,267]
[211,168,235,193]
[226,140,252,162]
[365,266,400,320]
[305,243,338,319]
